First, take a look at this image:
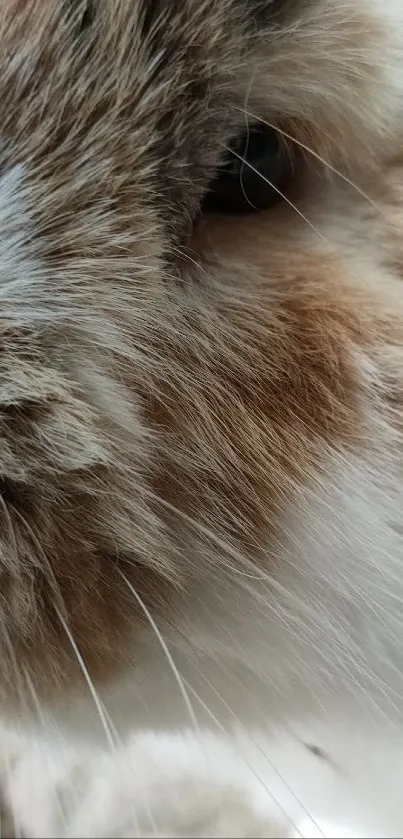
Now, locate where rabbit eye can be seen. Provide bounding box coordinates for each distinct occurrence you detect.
[202,123,291,215]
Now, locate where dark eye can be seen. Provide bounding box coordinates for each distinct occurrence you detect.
[203,123,291,215]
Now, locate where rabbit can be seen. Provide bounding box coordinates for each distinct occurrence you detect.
[1,0,403,833]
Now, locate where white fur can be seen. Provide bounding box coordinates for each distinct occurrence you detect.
[4,724,403,837]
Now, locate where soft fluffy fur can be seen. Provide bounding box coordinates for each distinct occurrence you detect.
[2,0,403,833]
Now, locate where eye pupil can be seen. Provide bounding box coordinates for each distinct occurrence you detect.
[203,123,290,215]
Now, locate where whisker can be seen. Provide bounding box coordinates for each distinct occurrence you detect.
[54,606,115,752]
[10,511,144,834]
[183,677,305,838]
[117,568,199,733]
[237,107,382,215]
[23,669,73,835]
[238,116,260,212]
[223,144,327,242]
[239,67,261,212]
[10,511,127,743]
[195,670,327,838]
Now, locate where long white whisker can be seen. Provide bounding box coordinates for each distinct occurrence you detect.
[224,144,327,242]
[23,669,73,834]
[239,105,258,211]
[237,107,382,215]
[54,607,115,752]
[11,511,145,832]
[26,667,143,838]
[196,670,327,838]
[238,67,260,211]
[117,568,199,733]
[183,677,305,838]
